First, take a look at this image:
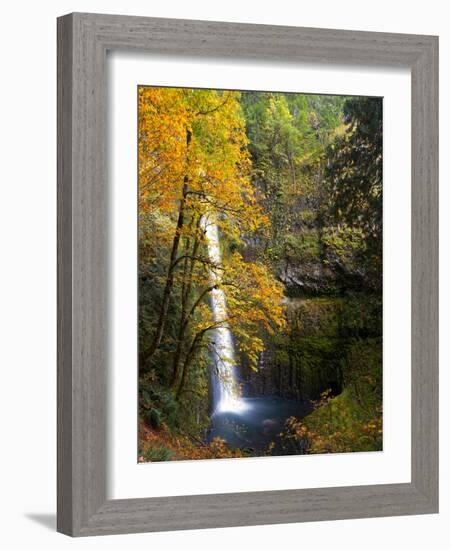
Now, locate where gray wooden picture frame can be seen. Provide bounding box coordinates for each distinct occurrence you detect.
[57,12,438,537]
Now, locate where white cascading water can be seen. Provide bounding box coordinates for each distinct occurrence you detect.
[201,216,246,414]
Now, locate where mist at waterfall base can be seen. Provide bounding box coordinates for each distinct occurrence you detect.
[206,396,313,452]
[202,217,313,453]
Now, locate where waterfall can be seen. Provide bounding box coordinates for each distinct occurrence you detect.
[201,216,246,414]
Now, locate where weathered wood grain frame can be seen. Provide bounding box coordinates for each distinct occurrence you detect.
[57,12,438,536]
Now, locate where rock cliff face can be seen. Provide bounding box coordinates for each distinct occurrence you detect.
[242,297,337,400]
[241,292,381,402]
[235,92,383,415]
[242,349,280,398]
[279,257,337,296]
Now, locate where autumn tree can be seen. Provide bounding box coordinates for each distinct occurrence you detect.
[138,87,284,400]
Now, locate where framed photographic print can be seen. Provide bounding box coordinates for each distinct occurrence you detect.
[57,13,438,536]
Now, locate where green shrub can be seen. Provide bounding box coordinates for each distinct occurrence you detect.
[139,382,179,429]
[144,408,162,430]
[141,446,174,462]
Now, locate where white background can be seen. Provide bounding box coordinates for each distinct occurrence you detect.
[0,1,447,549]
[109,54,411,499]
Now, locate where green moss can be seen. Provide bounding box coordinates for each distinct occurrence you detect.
[285,231,321,263]
[302,339,382,453]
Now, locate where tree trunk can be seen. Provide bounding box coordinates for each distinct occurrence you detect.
[143,129,192,365]
[175,331,204,400]
[171,284,216,390]
[171,216,202,386]
[174,321,222,400]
